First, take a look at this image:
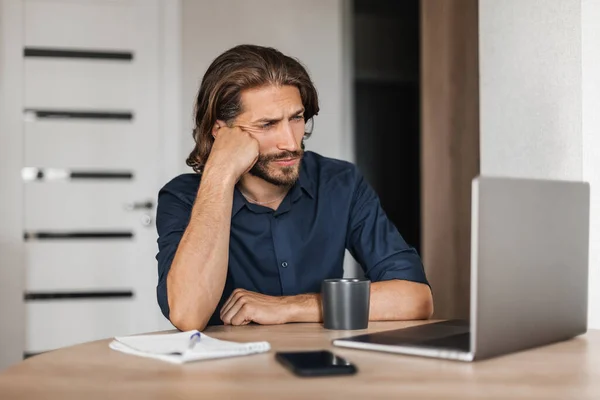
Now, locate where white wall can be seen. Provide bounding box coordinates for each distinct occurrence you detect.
[0,0,25,370]
[160,0,183,184]
[479,0,582,180]
[480,0,600,329]
[180,0,352,169]
[582,0,600,329]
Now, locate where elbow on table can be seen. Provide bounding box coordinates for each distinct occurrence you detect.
[168,305,210,332]
[414,293,434,320]
[410,291,433,319]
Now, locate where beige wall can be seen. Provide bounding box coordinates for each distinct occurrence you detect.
[180,0,352,170]
[421,0,480,320]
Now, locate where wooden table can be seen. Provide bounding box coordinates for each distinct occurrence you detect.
[0,321,599,399]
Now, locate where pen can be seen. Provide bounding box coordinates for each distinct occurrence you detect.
[188,332,201,351]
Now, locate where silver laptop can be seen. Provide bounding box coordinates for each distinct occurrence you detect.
[333,176,590,361]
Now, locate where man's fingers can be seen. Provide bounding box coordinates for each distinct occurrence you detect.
[220,289,245,318]
[230,304,252,326]
[221,297,247,325]
[220,293,236,317]
[220,297,238,321]
[232,123,265,136]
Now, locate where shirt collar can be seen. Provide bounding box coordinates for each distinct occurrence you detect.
[232,186,246,217]
[293,158,315,201]
[231,156,316,217]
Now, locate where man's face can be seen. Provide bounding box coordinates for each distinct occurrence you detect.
[234,85,306,187]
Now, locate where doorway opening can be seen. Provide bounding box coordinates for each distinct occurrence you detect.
[352,0,421,253]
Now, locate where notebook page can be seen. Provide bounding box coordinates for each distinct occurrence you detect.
[114,331,200,354]
[111,330,271,364]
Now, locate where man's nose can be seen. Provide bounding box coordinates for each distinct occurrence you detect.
[277,122,299,152]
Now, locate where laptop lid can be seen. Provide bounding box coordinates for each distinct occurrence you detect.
[470,176,590,360]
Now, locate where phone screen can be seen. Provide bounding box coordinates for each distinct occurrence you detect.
[275,350,357,377]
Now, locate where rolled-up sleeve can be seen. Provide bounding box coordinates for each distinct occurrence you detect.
[155,186,192,320]
[345,170,429,285]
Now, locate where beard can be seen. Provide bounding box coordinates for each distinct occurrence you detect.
[249,149,304,187]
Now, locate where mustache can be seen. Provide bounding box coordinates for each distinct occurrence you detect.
[258,150,304,162]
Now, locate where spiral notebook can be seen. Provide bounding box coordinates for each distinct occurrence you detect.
[109,330,271,364]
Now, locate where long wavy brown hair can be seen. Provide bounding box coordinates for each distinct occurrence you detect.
[186,44,320,174]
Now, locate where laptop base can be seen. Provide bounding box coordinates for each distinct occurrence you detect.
[333,320,474,362]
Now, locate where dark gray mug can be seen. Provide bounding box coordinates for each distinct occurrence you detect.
[321,278,370,330]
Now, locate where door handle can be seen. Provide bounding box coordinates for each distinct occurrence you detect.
[124,200,154,211]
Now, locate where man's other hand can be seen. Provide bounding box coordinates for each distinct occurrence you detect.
[219,289,292,326]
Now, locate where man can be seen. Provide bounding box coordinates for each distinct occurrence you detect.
[156,44,432,331]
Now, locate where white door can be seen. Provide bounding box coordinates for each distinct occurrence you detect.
[12,0,172,356]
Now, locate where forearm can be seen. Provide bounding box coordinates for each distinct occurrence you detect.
[369,280,433,320]
[286,280,433,323]
[287,294,323,323]
[166,166,235,331]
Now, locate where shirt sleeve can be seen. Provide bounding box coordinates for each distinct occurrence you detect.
[155,186,192,320]
[345,169,429,285]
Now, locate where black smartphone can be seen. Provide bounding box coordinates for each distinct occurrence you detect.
[275,350,357,377]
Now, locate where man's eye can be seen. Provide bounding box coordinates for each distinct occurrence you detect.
[292,115,304,121]
[261,122,273,129]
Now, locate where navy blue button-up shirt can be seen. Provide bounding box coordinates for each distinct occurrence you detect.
[156,151,428,326]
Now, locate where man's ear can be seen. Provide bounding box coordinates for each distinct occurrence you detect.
[212,120,225,139]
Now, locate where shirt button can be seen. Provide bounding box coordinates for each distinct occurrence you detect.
[281,261,288,268]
